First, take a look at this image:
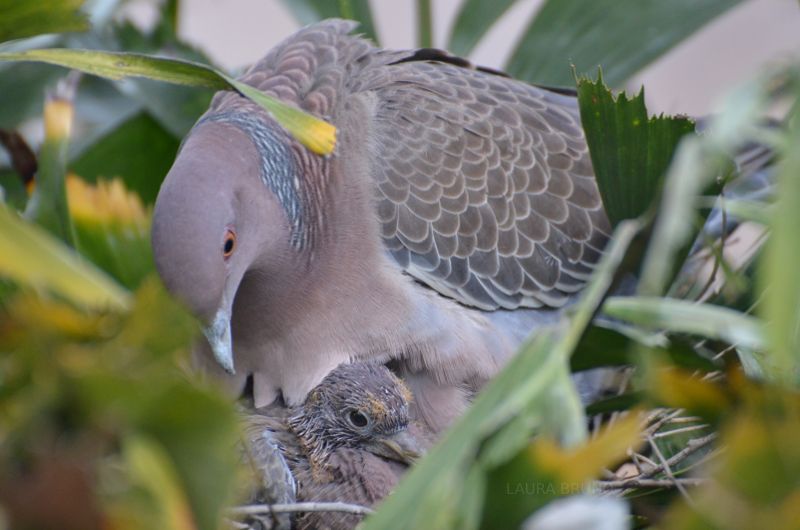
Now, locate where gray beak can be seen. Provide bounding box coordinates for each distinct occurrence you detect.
[367,429,423,465]
[203,307,235,374]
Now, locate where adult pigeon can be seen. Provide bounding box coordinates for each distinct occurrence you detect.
[152,19,610,431]
[242,363,423,530]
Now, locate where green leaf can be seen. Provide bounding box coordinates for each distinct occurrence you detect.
[577,74,696,226]
[758,114,800,386]
[0,168,27,209]
[279,0,379,44]
[120,434,196,530]
[106,277,197,362]
[505,0,742,87]
[0,0,89,44]
[570,325,633,371]
[138,384,239,530]
[0,62,64,128]
[571,322,719,374]
[697,196,773,226]
[70,111,180,204]
[116,78,211,138]
[585,391,644,415]
[0,48,337,155]
[69,75,143,157]
[602,296,765,351]
[447,0,517,56]
[0,203,130,310]
[0,48,226,88]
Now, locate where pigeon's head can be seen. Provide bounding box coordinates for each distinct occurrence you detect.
[152,115,301,374]
[290,363,422,465]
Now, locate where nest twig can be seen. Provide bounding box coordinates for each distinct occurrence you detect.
[228,502,373,516]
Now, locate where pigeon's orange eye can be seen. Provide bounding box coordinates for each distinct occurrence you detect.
[222,230,236,258]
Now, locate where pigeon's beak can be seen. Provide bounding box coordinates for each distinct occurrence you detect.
[203,305,235,374]
[369,429,423,465]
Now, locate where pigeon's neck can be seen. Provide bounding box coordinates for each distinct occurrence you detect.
[287,407,337,470]
[199,111,321,250]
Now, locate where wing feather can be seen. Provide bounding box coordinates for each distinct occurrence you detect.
[362,57,611,309]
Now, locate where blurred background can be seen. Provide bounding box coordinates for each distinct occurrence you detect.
[121,0,800,115]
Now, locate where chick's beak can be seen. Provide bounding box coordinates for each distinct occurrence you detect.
[368,429,423,465]
[203,305,235,374]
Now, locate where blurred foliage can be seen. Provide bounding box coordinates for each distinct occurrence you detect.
[282,0,378,44]
[0,279,240,530]
[70,112,179,204]
[0,0,88,43]
[0,203,130,310]
[482,413,642,529]
[649,368,800,529]
[1,4,241,530]
[503,0,742,87]
[0,1,798,530]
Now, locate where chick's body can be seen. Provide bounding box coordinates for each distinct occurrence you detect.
[243,363,425,530]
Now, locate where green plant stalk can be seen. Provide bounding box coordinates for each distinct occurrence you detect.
[417,0,433,48]
[696,196,773,226]
[638,139,716,296]
[602,296,765,351]
[638,72,771,296]
[24,95,75,246]
[760,114,800,386]
[337,0,354,20]
[25,136,74,245]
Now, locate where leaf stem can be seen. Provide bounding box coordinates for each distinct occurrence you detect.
[338,0,354,21]
[417,0,433,48]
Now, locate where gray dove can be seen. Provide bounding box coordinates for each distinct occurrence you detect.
[152,19,610,432]
[242,362,423,530]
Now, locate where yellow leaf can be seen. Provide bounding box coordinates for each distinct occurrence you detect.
[5,293,114,340]
[66,175,149,226]
[0,204,131,310]
[116,435,197,530]
[531,411,643,485]
[44,97,73,140]
[649,365,730,415]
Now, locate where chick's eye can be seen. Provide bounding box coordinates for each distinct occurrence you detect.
[347,409,369,428]
[222,230,236,258]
